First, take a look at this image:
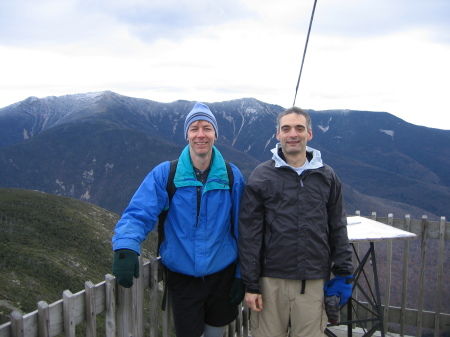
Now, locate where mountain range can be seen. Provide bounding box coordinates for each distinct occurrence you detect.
[0,91,449,220]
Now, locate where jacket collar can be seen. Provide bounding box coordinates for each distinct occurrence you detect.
[271,143,324,170]
[174,145,230,192]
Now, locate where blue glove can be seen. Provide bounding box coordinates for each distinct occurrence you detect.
[324,275,353,306]
[112,249,140,288]
[229,278,245,305]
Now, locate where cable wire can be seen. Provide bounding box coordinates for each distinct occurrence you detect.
[293,0,318,107]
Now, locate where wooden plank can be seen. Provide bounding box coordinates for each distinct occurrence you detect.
[11,311,24,337]
[15,310,39,337]
[48,300,64,336]
[134,256,144,337]
[104,274,116,337]
[93,281,106,316]
[63,290,75,337]
[116,285,132,337]
[383,216,393,334]
[148,256,159,337]
[365,212,378,331]
[434,216,446,337]
[399,215,411,336]
[416,216,428,336]
[0,323,10,337]
[37,301,50,337]
[85,281,96,337]
[142,258,151,289]
[382,306,450,329]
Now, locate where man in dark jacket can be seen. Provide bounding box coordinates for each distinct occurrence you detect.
[238,107,353,337]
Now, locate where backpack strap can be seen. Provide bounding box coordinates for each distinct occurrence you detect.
[159,159,178,312]
[157,159,178,256]
[225,161,234,194]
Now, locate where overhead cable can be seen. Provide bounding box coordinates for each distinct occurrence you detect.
[292,0,318,107]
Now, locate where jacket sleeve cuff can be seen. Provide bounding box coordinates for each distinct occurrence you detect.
[112,238,141,255]
[331,265,353,277]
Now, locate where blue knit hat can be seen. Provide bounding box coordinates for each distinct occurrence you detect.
[184,102,218,140]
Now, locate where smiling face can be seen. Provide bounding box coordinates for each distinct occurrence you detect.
[276,112,313,159]
[187,120,217,159]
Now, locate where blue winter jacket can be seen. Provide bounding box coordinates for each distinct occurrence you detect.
[112,145,245,278]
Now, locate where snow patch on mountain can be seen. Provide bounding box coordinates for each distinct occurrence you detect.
[380,129,394,139]
[318,125,329,132]
[317,117,332,132]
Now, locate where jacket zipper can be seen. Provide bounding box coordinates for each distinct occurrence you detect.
[196,186,201,226]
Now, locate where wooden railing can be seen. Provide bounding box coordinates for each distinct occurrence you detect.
[0,213,449,337]
[349,213,449,337]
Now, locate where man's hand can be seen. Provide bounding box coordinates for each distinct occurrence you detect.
[112,249,139,288]
[245,292,263,312]
[324,275,353,306]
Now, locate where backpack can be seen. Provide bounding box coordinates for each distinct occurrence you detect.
[156,159,234,255]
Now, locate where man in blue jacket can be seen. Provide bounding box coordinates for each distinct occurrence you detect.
[112,102,246,337]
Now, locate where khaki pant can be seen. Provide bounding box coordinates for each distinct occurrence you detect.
[250,277,327,337]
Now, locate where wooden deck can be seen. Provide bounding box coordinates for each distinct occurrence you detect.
[326,326,413,337]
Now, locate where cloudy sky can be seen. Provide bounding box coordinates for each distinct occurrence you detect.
[1,0,449,130]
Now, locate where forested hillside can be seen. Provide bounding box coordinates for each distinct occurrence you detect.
[0,188,156,325]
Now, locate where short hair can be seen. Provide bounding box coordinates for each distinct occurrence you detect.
[276,107,312,131]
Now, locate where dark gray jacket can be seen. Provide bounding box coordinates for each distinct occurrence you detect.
[238,145,353,293]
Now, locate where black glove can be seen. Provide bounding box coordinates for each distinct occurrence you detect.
[229,278,245,305]
[112,249,139,288]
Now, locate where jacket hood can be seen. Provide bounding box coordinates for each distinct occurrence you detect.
[271,143,323,170]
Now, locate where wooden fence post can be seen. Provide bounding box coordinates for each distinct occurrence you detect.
[134,256,145,337]
[399,214,411,336]
[416,215,428,336]
[63,290,76,337]
[149,256,160,337]
[37,301,50,337]
[85,281,96,337]
[10,311,24,337]
[117,283,133,337]
[105,274,116,337]
[383,215,393,334]
[434,217,446,337]
[116,256,145,337]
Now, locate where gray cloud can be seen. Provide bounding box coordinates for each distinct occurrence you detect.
[305,0,450,43]
[0,0,253,46]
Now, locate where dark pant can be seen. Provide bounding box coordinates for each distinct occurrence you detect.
[167,263,239,337]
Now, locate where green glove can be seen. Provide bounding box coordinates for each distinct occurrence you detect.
[229,278,245,305]
[112,249,139,288]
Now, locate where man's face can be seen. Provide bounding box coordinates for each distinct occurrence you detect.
[187,120,216,157]
[276,113,312,156]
